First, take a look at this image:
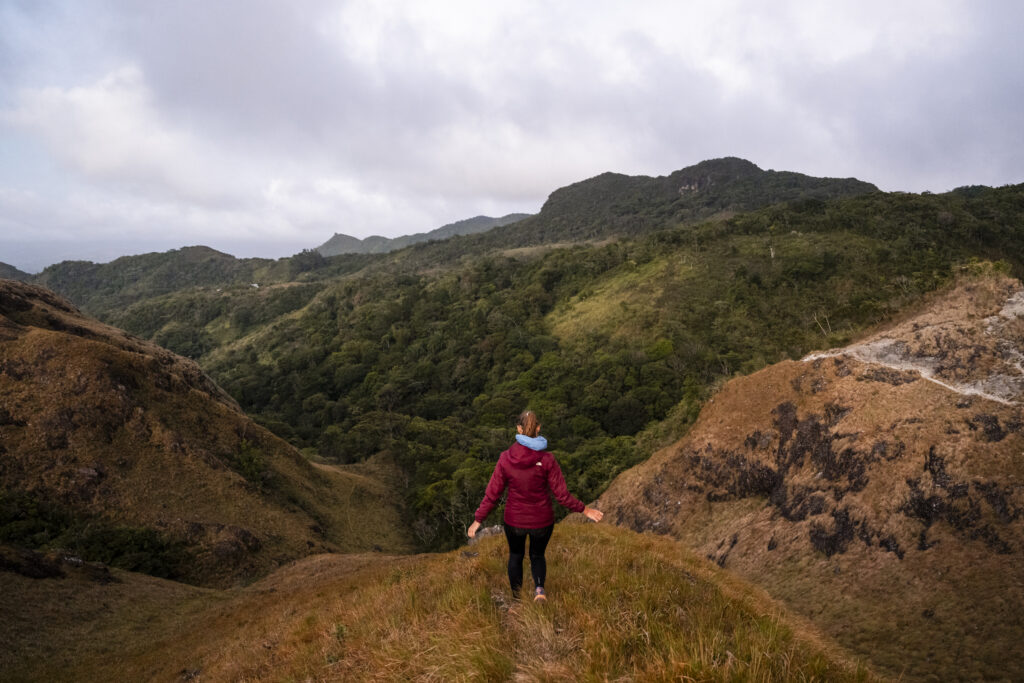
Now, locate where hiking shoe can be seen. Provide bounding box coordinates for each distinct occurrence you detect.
[534,587,546,602]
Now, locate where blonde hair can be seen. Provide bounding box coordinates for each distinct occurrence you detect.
[517,410,541,438]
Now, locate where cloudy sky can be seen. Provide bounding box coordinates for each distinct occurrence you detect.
[1,1,1022,272]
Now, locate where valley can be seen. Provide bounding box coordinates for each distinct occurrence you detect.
[3,158,1024,679]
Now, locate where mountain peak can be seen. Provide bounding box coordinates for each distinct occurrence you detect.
[670,156,764,193]
[524,157,877,245]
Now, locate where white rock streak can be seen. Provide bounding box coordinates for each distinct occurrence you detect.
[803,290,1024,406]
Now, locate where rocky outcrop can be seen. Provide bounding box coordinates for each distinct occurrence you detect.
[599,275,1024,681]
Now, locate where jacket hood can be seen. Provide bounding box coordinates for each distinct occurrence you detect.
[515,433,548,451]
[507,441,546,468]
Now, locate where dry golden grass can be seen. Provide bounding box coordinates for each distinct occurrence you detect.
[0,279,413,588]
[2,523,880,682]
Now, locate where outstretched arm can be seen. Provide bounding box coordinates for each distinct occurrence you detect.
[546,456,592,516]
[470,458,507,537]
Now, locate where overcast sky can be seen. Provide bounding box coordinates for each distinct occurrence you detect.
[1,1,1022,272]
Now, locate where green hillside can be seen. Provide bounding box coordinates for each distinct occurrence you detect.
[204,183,1024,550]
[31,245,376,315]
[25,161,1024,553]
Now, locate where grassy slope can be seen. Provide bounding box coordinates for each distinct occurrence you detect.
[0,280,413,587]
[0,522,881,682]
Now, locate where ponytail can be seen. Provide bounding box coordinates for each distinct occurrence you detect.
[516,410,541,438]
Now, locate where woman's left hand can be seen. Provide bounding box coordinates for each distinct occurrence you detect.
[467,520,481,538]
[583,506,604,522]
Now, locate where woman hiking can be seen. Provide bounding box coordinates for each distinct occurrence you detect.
[467,410,604,602]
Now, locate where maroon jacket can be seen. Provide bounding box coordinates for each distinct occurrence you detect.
[474,442,586,528]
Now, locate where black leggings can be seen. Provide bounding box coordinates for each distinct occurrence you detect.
[504,524,554,595]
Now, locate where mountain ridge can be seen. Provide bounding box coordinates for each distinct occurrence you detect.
[0,262,30,281]
[316,213,532,256]
[492,156,879,246]
[0,522,880,681]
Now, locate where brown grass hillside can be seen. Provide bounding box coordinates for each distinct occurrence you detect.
[598,273,1024,681]
[0,521,883,682]
[0,279,412,587]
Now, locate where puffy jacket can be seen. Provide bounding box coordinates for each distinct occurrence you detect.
[474,439,585,528]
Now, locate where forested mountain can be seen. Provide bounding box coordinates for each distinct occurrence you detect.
[490,156,878,246]
[29,245,377,315]
[28,158,876,317]
[316,213,531,256]
[204,181,1024,550]
[23,160,1024,553]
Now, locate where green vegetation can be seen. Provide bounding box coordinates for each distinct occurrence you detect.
[28,159,1024,553]
[200,184,1024,549]
[488,156,878,247]
[0,490,189,578]
[31,245,372,317]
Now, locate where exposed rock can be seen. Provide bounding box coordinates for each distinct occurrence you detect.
[468,524,503,545]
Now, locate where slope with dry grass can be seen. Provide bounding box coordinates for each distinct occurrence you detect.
[598,272,1024,680]
[0,521,881,682]
[0,279,412,587]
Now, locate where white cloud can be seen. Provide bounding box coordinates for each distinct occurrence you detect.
[3,64,252,206]
[0,0,1021,271]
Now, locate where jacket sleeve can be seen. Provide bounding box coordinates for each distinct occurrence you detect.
[474,456,508,523]
[546,455,586,514]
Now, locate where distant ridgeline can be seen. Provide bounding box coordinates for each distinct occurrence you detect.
[0,262,30,281]
[496,156,878,245]
[12,157,1024,558]
[315,213,532,256]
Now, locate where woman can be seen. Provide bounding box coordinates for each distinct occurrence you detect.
[467,410,604,602]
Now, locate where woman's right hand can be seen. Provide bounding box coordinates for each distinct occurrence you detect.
[583,506,604,522]
[467,520,481,538]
